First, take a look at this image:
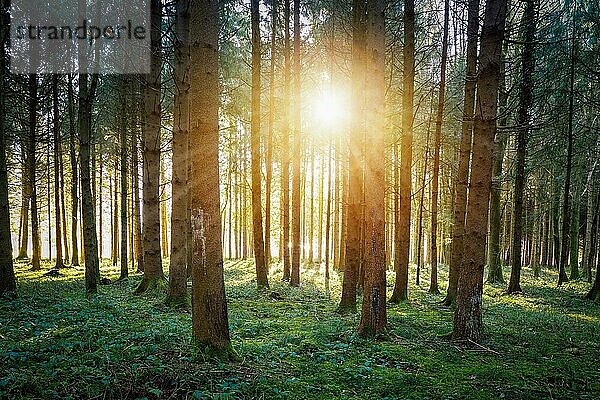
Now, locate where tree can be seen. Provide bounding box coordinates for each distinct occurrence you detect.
[508,0,536,294]
[444,0,479,306]
[338,0,366,314]
[0,0,16,296]
[119,76,129,280]
[358,0,386,337]
[52,75,64,269]
[281,0,291,281]
[67,75,79,267]
[429,0,449,296]
[135,0,165,293]
[453,0,507,342]
[390,0,415,303]
[189,0,235,359]
[251,0,269,289]
[290,0,302,287]
[167,0,191,306]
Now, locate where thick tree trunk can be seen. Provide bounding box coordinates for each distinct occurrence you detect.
[390,0,414,303]
[444,0,479,306]
[135,0,165,293]
[429,0,449,296]
[290,0,302,287]
[358,0,386,337]
[189,0,235,359]
[0,0,16,296]
[338,0,366,314]
[453,0,507,342]
[251,0,268,289]
[167,0,190,306]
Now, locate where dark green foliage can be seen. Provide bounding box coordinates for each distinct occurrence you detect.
[1,260,599,399]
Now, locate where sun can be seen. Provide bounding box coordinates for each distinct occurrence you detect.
[310,88,349,132]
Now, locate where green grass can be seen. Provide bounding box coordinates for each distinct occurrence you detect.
[1,259,599,399]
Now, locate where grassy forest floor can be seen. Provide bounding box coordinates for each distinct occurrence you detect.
[1,259,599,400]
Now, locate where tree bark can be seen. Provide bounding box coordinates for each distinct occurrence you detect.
[67,75,79,266]
[290,0,302,287]
[281,0,291,281]
[390,0,415,303]
[119,76,129,280]
[251,0,269,289]
[167,0,190,306]
[338,0,366,314]
[444,0,479,306]
[429,0,449,296]
[189,0,235,359]
[508,0,536,294]
[453,0,507,342]
[358,0,386,337]
[135,0,165,293]
[52,75,64,269]
[28,74,41,272]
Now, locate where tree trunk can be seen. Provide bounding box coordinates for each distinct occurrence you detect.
[290,0,302,287]
[0,0,16,296]
[429,0,449,296]
[68,75,79,266]
[453,0,507,342]
[251,0,268,289]
[358,0,386,337]
[281,0,291,281]
[444,0,479,306]
[119,76,129,280]
[189,0,235,359]
[52,75,64,269]
[558,13,577,286]
[133,96,143,273]
[582,159,597,282]
[167,0,190,306]
[265,0,277,267]
[135,0,165,293]
[390,0,414,303]
[28,74,41,272]
[338,0,366,314]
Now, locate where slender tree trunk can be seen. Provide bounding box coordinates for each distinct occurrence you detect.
[0,0,16,296]
[119,76,129,280]
[338,0,366,314]
[558,15,577,286]
[429,0,449,295]
[167,0,190,306]
[390,0,415,303]
[453,0,507,342]
[68,76,79,266]
[133,98,143,273]
[28,74,41,272]
[508,0,536,293]
[189,0,235,359]
[290,0,302,287]
[582,159,597,282]
[160,157,169,258]
[135,0,165,293]
[281,0,291,281]
[444,0,479,306]
[251,0,268,289]
[52,75,64,269]
[265,0,277,266]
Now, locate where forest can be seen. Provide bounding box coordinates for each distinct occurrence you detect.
[1,0,600,398]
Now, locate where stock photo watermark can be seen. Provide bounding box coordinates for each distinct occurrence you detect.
[9,0,150,74]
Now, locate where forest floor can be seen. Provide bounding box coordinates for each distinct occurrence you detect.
[1,259,599,400]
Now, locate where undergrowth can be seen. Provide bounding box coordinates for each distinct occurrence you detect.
[1,259,599,399]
